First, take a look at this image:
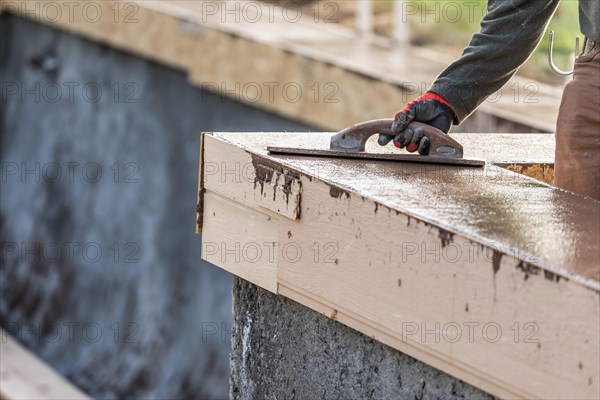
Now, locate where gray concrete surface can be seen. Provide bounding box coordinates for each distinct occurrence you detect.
[0,14,311,399]
[231,277,497,400]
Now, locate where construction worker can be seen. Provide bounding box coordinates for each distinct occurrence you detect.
[379,1,599,200]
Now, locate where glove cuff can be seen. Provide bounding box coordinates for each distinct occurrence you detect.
[422,92,457,117]
[396,92,457,120]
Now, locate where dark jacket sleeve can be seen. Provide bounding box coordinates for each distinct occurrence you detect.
[429,0,561,123]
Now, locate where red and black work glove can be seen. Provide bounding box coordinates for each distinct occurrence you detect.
[379,92,456,155]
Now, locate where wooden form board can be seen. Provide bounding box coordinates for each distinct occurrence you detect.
[198,131,599,400]
[0,330,90,400]
[1,0,561,132]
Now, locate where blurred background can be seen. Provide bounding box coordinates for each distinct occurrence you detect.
[0,1,579,399]
[328,0,579,85]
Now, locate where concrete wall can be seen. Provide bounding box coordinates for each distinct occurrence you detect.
[0,14,311,399]
[231,277,497,400]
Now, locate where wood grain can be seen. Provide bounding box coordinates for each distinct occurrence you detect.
[202,192,279,293]
[0,330,90,400]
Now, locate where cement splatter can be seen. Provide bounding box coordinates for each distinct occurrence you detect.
[492,252,502,275]
[251,154,301,205]
[543,270,563,283]
[329,185,351,200]
[438,229,455,248]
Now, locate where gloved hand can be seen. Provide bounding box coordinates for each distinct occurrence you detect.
[379,92,456,155]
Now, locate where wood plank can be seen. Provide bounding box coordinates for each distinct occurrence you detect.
[0,330,90,400]
[199,131,600,399]
[202,192,279,293]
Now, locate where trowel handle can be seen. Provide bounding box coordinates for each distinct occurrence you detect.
[330,118,463,158]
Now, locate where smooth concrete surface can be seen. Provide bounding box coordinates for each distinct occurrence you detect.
[231,277,497,400]
[0,14,311,398]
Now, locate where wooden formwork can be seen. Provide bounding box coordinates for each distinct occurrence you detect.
[197,131,599,399]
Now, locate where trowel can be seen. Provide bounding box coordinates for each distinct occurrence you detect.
[268,119,485,167]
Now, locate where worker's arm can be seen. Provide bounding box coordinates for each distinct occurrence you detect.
[382,0,561,154]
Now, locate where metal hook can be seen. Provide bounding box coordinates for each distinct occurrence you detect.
[548,30,580,76]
